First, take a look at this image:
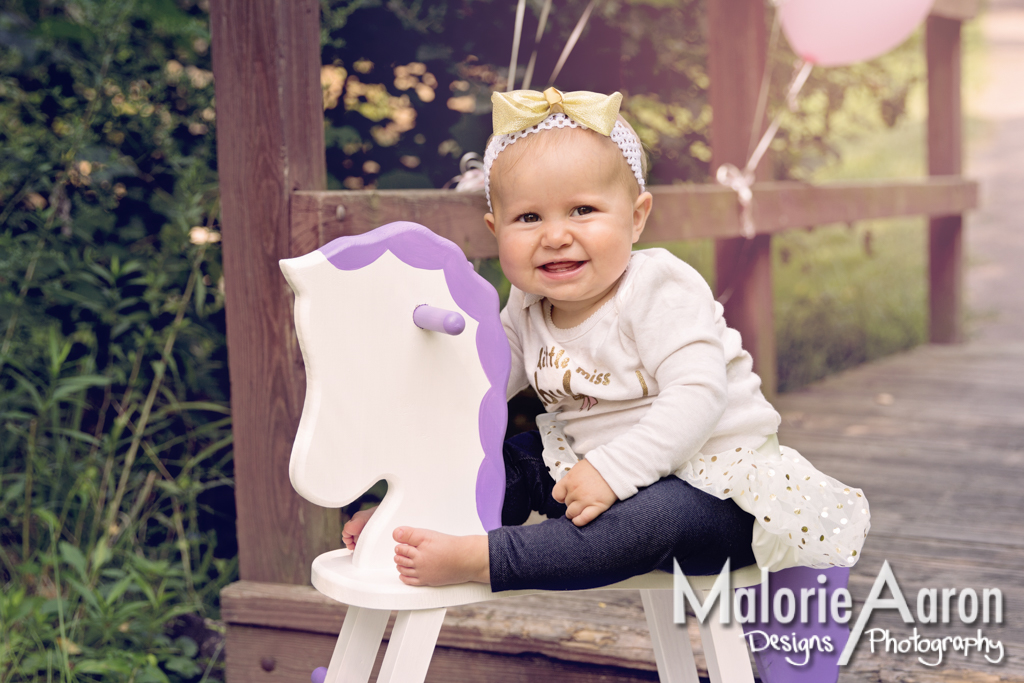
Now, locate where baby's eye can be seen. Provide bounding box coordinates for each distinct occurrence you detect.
[571,206,595,216]
[517,212,540,223]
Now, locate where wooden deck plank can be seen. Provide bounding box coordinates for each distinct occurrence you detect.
[775,342,1024,680]
[225,623,665,683]
[223,582,717,675]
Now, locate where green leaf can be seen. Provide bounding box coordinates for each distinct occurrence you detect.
[51,427,102,445]
[155,401,231,416]
[180,434,234,474]
[73,659,134,675]
[164,655,201,677]
[104,574,134,606]
[156,603,199,623]
[40,597,66,616]
[34,18,98,49]
[3,479,26,503]
[51,374,112,402]
[10,373,43,410]
[59,541,88,580]
[66,576,102,614]
[92,540,112,574]
[135,664,171,683]
[110,600,152,625]
[47,327,73,378]
[174,635,198,659]
[34,507,61,531]
[130,554,173,576]
[128,568,159,606]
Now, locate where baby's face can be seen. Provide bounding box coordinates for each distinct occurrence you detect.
[485,128,651,327]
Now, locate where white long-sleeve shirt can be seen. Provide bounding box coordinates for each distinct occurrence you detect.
[501,248,782,500]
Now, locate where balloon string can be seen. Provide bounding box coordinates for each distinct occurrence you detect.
[535,0,553,44]
[521,0,553,90]
[507,0,527,91]
[548,0,598,86]
[716,59,812,239]
[745,59,812,176]
[748,12,782,163]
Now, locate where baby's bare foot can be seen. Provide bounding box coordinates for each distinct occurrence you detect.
[342,507,377,550]
[393,527,489,586]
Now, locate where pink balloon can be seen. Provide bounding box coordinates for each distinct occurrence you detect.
[779,0,935,67]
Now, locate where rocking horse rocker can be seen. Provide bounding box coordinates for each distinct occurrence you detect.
[279,221,852,683]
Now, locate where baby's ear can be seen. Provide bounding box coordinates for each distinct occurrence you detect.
[485,213,497,237]
[631,192,653,243]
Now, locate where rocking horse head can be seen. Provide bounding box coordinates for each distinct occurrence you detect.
[279,222,509,574]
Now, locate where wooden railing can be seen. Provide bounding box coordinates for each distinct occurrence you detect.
[209,0,979,679]
[290,179,977,256]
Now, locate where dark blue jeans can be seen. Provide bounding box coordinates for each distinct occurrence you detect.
[488,430,757,592]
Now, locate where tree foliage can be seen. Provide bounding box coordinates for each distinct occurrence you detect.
[318,0,924,191]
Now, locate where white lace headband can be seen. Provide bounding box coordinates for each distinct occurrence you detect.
[483,113,647,212]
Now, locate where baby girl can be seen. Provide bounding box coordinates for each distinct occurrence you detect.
[344,88,868,593]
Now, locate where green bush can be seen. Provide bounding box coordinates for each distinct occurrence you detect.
[1,1,233,680]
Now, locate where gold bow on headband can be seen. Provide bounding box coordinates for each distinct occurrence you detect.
[491,87,623,137]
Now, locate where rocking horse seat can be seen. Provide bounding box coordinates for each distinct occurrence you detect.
[311,546,764,612]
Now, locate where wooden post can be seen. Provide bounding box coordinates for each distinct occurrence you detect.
[211,0,339,587]
[707,0,776,397]
[926,15,964,343]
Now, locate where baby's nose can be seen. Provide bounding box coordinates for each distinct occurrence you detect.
[541,220,573,247]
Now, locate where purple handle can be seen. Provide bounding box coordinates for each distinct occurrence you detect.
[311,667,327,683]
[413,304,466,336]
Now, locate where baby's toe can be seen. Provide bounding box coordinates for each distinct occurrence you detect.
[394,526,430,546]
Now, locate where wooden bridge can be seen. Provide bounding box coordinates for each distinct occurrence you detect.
[208,0,1024,680]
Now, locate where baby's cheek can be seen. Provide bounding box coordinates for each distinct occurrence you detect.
[498,246,532,287]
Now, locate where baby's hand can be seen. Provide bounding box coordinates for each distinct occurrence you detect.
[343,506,377,550]
[551,460,617,527]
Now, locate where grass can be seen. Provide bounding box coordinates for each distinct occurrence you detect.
[771,109,932,391]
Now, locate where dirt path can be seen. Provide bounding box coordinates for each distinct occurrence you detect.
[965,0,1024,342]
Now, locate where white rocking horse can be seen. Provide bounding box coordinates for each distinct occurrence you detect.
[280,221,761,683]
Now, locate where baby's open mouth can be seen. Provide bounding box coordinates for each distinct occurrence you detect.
[541,260,585,273]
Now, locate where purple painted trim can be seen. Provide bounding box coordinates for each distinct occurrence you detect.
[318,222,509,531]
[413,304,466,336]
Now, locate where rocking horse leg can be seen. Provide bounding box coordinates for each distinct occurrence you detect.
[640,589,702,683]
[324,606,389,683]
[376,607,447,683]
[697,587,756,683]
[741,566,851,683]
